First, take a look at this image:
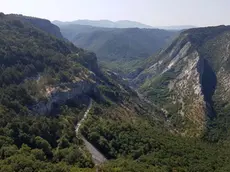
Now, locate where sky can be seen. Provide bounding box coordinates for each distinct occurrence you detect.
[1,0,230,27]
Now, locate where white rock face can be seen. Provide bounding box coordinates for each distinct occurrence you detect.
[33,79,99,114]
[134,28,230,136]
[162,42,192,74]
[169,51,206,134]
[137,39,207,136]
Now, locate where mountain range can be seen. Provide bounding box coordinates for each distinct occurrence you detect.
[53,19,154,28]
[158,25,197,30]
[1,12,230,172]
[56,23,178,76]
[53,19,196,30]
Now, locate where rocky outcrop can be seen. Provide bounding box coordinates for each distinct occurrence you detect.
[133,26,230,136]
[33,79,102,115]
[75,51,101,76]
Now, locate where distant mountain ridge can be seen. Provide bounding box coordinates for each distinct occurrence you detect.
[56,24,112,41]
[53,19,153,28]
[158,25,196,30]
[53,19,196,30]
[56,23,177,75]
[71,27,176,60]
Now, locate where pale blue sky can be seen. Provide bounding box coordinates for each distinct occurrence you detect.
[1,0,229,26]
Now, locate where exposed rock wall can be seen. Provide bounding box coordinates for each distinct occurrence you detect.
[33,80,101,115]
[134,37,218,136]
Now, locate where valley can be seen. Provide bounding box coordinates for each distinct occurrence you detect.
[56,23,177,77]
[1,11,230,172]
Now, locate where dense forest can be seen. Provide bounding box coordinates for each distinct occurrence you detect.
[2,13,230,172]
[80,103,230,172]
[0,13,100,171]
[0,13,146,172]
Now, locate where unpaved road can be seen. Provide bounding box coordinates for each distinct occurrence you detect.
[75,99,107,165]
[82,137,107,165]
[75,99,92,134]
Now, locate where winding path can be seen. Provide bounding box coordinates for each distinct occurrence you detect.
[75,99,107,165]
[82,137,107,165]
[75,99,92,134]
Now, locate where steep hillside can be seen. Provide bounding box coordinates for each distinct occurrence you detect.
[58,24,177,76]
[2,13,230,172]
[72,28,174,60]
[56,24,111,41]
[0,13,157,171]
[133,25,230,138]
[53,19,153,28]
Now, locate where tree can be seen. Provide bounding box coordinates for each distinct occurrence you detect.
[34,136,52,157]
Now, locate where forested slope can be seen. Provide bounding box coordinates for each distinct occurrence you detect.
[2,13,230,172]
[0,13,149,171]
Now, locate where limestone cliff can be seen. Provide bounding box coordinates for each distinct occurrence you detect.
[134,25,230,137]
[32,73,100,114]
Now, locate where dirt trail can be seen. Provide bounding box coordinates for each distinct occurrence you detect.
[75,99,92,134]
[75,99,107,165]
[82,137,107,165]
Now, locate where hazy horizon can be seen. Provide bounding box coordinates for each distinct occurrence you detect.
[1,0,230,27]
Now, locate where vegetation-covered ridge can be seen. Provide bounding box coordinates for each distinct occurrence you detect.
[0,13,96,171]
[2,12,230,172]
[0,13,149,171]
[57,23,177,77]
